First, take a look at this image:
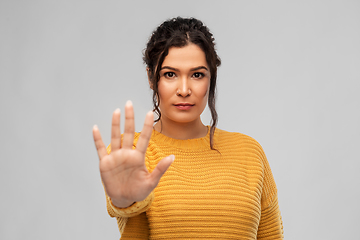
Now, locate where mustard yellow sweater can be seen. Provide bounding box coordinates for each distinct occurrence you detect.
[105,127,284,239]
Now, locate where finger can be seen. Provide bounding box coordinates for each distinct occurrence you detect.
[93,125,108,160]
[148,155,175,188]
[111,108,121,150]
[122,100,135,149]
[136,111,154,154]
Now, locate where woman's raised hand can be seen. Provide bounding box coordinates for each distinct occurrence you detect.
[93,101,174,208]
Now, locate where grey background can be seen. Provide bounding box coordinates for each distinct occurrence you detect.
[1,0,359,239]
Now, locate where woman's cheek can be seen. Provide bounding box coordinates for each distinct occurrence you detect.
[201,81,210,99]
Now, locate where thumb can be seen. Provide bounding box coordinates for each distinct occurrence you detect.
[148,155,175,188]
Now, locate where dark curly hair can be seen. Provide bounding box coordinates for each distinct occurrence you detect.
[143,17,221,149]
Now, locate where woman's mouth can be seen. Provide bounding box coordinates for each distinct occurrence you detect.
[174,103,194,110]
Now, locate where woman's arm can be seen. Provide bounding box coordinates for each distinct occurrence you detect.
[118,212,149,239]
[105,189,153,236]
[93,101,174,236]
[257,148,284,239]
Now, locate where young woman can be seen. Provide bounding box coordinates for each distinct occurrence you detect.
[93,17,284,239]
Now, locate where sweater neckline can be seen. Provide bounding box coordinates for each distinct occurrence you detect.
[151,125,211,151]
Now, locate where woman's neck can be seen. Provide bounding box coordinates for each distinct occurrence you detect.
[153,118,208,140]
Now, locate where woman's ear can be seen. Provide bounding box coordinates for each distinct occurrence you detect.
[147,68,153,90]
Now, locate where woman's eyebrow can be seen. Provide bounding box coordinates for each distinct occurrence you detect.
[161,66,178,71]
[190,66,208,71]
[160,66,208,71]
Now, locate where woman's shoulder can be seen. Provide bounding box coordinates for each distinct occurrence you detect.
[215,127,259,142]
[214,128,264,151]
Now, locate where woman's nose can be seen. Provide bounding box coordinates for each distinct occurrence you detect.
[176,78,191,97]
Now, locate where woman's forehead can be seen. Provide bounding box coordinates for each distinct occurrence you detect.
[162,44,208,70]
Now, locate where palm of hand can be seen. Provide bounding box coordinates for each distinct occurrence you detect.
[93,101,174,208]
[100,148,151,203]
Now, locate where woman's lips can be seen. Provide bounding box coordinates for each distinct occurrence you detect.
[174,103,194,110]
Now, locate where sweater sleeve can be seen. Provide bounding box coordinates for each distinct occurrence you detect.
[104,144,152,236]
[257,147,284,239]
[118,212,150,239]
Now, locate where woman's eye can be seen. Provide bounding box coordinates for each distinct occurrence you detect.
[164,72,175,78]
[193,72,205,79]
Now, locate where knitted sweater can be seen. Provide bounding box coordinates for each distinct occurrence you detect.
[105,127,284,239]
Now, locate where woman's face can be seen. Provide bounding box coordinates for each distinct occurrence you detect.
[156,43,210,125]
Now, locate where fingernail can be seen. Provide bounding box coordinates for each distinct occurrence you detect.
[115,108,120,113]
[93,125,98,130]
[169,155,175,161]
[126,100,133,106]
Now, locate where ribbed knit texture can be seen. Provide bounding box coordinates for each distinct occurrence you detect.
[105,127,284,239]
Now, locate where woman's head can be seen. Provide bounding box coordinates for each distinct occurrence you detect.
[143,17,221,149]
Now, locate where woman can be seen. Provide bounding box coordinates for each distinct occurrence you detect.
[93,17,284,239]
